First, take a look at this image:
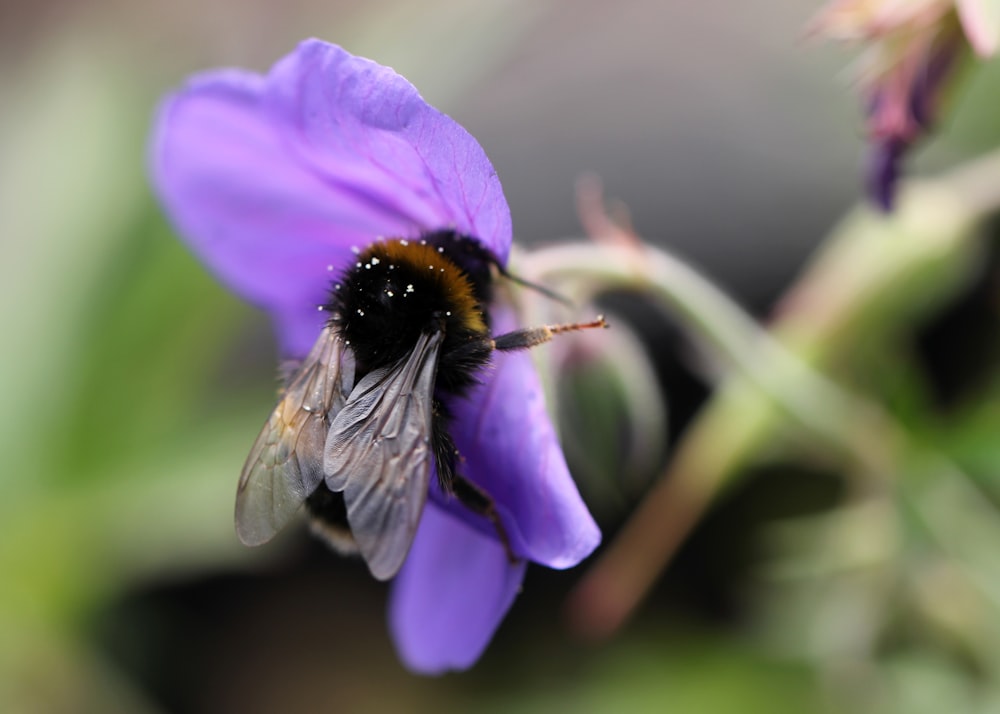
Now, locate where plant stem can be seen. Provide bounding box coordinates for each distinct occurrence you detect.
[523,165,1000,638]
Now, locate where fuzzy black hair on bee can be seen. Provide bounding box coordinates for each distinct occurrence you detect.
[330,231,495,393]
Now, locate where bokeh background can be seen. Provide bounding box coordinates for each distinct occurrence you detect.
[5,1,1000,712]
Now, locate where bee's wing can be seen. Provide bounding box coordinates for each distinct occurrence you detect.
[235,326,353,546]
[324,330,443,581]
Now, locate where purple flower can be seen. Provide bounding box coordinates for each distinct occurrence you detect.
[150,39,600,673]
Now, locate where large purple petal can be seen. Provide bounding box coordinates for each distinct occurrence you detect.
[151,39,511,356]
[388,505,526,674]
[431,306,601,569]
[265,40,512,263]
[152,69,355,352]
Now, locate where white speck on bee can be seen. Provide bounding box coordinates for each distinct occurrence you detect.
[437,247,444,253]
[356,262,362,268]
[357,309,365,316]
[446,311,452,316]
[406,284,415,293]
[386,290,394,297]
[420,239,427,245]
[317,305,324,311]
[371,257,380,265]
[400,239,409,246]
[365,263,371,269]
[334,283,341,290]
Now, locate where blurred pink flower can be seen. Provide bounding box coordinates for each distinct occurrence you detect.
[813,0,998,209]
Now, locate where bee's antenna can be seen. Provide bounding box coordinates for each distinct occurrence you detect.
[495,264,573,307]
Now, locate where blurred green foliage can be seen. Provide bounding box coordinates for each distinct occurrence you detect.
[0,39,270,712]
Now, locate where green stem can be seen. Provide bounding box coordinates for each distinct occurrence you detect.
[534,168,1000,637]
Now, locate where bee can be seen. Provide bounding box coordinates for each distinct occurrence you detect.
[235,229,606,580]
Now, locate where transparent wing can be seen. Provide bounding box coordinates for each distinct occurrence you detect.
[324,330,443,580]
[235,325,354,546]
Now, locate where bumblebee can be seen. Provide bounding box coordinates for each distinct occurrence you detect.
[235,229,605,580]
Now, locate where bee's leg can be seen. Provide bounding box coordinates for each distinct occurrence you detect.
[431,400,459,492]
[431,399,517,563]
[451,475,518,565]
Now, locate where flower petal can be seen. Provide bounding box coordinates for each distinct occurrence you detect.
[433,306,601,569]
[151,70,373,354]
[957,0,1000,58]
[264,39,512,263]
[866,135,906,212]
[388,505,526,674]
[151,39,511,356]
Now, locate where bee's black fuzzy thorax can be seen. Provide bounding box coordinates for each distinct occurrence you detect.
[325,231,497,395]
